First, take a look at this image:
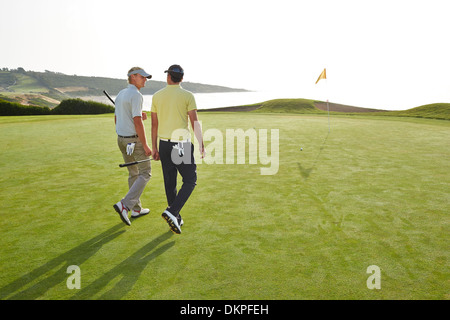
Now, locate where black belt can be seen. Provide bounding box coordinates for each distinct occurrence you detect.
[118,134,138,138]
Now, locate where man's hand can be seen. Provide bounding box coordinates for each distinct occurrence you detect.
[199,145,206,159]
[144,144,152,157]
[152,149,160,161]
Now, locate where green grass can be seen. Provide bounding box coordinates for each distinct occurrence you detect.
[8,73,49,93]
[0,113,449,300]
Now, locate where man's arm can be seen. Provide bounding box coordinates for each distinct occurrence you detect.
[151,112,160,161]
[188,109,205,158]
[133,116,152,156]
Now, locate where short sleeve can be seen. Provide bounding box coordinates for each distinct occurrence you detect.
[187,93,197,111]
[131,92,143,118]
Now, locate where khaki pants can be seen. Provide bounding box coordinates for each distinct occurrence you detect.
[117,136,151,211]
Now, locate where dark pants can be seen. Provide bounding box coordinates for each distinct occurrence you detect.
[159,140,197,219]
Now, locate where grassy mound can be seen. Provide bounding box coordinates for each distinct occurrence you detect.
[387,103,450,120]
[204,99,325,114]
[204,99,450,120]
[254,98,323,114]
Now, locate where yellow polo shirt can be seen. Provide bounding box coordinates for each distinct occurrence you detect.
[151,84,197,140]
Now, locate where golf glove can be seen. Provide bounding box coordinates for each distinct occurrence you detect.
[126,143,135,156]
[173,142,184,157]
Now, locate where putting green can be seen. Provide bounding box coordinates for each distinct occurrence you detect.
[0,113,448,299]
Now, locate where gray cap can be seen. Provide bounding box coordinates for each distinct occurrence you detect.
[127,68,152,79]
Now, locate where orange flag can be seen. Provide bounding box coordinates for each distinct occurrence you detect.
[315,68,327,84]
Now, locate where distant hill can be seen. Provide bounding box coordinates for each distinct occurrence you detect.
[314,101,386,113]
[379,103,450,120]
[202,99,380,113]
[0,68,248,107]
[201,98,450,120]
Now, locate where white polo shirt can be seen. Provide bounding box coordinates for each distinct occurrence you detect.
[115,84,144,136]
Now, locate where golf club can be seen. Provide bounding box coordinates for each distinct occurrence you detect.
[119,158,151,167]
[103,90,115,105]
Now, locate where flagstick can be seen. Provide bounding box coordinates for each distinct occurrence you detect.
[326,79,330,133]
[327,99,330,132]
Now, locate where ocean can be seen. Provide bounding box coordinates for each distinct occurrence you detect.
[89,90,401,111]
[142,90,303,111]
[88,90,305,111]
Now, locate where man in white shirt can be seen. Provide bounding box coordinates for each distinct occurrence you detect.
[113,67,152,226]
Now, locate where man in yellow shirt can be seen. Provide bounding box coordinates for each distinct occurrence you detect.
[151,65,205,234]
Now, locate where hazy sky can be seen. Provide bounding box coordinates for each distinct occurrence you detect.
[1,0,449,110]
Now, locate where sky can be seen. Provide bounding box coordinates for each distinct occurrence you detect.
[1,0,449,110]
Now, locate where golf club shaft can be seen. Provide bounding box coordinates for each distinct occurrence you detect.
[103,90,115,105]
[119,158,151,167]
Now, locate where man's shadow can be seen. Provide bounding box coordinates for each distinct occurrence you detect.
[0,224,174,300]
[0,223,125,300]
[70,231,174,300]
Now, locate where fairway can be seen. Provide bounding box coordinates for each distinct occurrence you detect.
[0,113,448,300]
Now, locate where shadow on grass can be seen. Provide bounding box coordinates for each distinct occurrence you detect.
[0,223,126,300]
[70,230,174,300]
[0,223,174,300]
[297,131,329,180]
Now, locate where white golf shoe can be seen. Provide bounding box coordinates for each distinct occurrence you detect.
[113,201,131,226]
[131,208,150,218]
[162,210,182,234]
